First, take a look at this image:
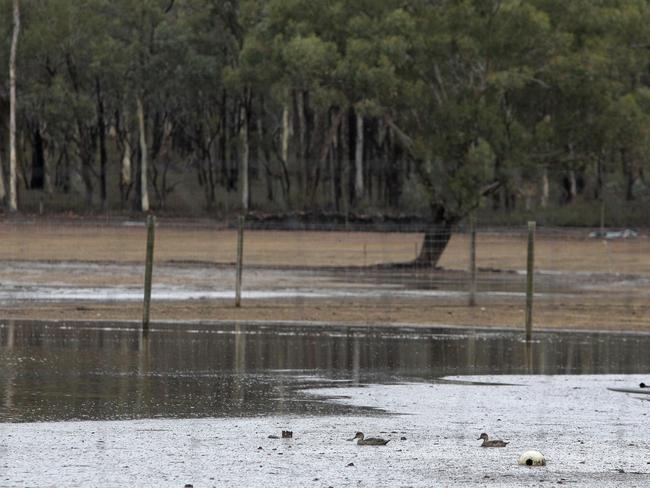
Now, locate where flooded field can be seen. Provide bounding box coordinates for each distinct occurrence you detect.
[2,321,650,486]
[2,321,650,422]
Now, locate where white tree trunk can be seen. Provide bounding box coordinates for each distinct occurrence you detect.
[354,112,364,201]
[122,137,132,187]
[240,104,249,212]
[8,0,20,212]
[540,167,549,208]
[137,96,149,212]
[296,91,306,192]
[281,102,291,164]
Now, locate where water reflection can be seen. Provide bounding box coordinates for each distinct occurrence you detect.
[1,321,649,422]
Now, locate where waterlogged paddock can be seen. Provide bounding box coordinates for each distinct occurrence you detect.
[2,222,650,330]
[2,322,650,486]
[2,321,650,422]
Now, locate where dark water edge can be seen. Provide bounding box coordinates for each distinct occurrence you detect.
[1,320,649,422]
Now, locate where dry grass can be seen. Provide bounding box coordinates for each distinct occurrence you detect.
[1,221,648,273]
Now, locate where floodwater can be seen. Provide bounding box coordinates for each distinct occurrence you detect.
[1,321,650,422]
[0,260,612,304]
[2,321,650,486]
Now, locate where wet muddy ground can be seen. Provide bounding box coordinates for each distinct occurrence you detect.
[1,220,650,330]
[2,376,648,487]
[2,259,650,331]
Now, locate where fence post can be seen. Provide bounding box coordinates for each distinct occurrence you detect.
[468,216,477,307]
[525,221,536,341]
[235,215,245,307]
[142,214,155,329]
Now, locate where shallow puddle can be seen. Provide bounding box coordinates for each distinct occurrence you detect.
[1,321,650,422]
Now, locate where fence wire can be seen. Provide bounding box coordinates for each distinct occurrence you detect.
[0,219,647,331]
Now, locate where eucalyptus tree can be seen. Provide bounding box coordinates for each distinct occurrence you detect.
[371,0,560,264]
[526,0,650,206]
[0,0,11,205]
[8,0,19,211]
[16,0,116,207]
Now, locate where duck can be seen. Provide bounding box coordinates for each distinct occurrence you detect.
[477,432,508,447]
[349,432,390,446]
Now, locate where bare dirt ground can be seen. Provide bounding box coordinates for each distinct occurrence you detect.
[1,218,649,331]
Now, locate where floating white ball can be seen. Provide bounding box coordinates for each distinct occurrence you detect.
[518,450,546,466]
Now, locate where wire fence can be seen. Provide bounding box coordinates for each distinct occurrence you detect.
[0,218,648,331]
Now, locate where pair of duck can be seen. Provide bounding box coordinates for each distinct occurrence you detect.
[349,431,508,447]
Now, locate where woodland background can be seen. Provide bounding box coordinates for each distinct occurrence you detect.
[2,1,650,263]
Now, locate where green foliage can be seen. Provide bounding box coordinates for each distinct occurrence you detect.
[3,0,650,224]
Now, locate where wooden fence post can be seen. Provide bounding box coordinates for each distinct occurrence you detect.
[525,221,536,341]
[235,215,245,307]
[142,215,155,329]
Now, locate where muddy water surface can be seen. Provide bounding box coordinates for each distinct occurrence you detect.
[1,321,649,422]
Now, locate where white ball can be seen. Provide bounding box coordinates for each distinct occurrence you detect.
[518,450,546,466]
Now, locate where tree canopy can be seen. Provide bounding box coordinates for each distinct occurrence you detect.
[2,0,650,263]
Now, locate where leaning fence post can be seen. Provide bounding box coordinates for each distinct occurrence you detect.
[235,215,245,307]
[142,214,155,329]
[468,216,477,307]
[525,221,536,341]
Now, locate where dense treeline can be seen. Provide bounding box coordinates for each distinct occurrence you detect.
[2,1,650,262]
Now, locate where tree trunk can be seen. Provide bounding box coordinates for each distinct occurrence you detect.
[621,150,636,201]
[416,221,453,267]
[76,123,95,208]
[8,0,20,212]
[42,124,52,195]
[540,167,549,208]
[354,111,364,204]
[281,101,291,166]
[339,111,350,222]
[295,90,306,195]
[121,135,132,204]
[137,96,150,212]
[0,149,5,203]
[568,169,577,202]
[96,78,108,209]
[280,100,292,205]
[239,103,249,212]
[328,148,336,211]
[30,128,45,189]
[257,96,273,203]
[595,156,603,200]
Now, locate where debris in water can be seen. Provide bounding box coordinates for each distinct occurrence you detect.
[518,450,546,466]
[282,430,293,438]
